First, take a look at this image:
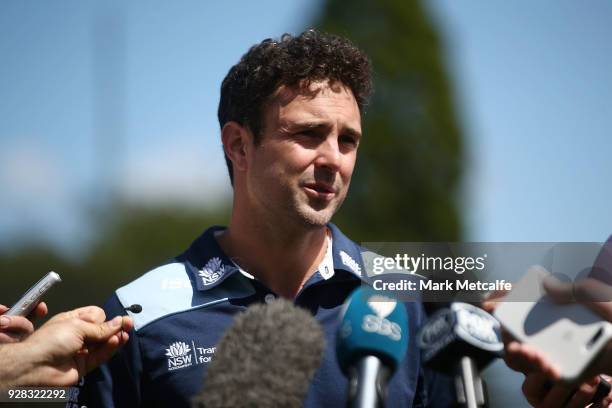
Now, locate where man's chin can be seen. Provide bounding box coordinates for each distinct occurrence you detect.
[297,207,336,229]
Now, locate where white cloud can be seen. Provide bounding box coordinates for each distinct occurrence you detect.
[0,140,67,201]
[120,141,232,207]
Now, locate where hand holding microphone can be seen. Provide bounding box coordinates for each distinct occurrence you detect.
[1,272,133,389]
[0,306,132,389]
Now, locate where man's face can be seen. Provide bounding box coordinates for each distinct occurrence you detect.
[244,80,361,228]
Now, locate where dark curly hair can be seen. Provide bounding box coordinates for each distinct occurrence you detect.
[218,29,373,184]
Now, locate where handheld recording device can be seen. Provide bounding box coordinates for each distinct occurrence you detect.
[5,271,62,317]
[495,265,612,382]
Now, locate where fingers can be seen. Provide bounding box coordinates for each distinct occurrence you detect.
[33,302,48,318]
[481,289,510,313]
[543,277,612,321]
[522,372,549,406]
[504,341,560,379]
[47,306,106,325]
[75,306,106,323]
[564,376,600,408]
[537,382,573,408]
[78,316,133,343]
[79,316,133,376]
[0,304,8,314]
[83,329,131,375]
[521,374,596,408]
[542,277,575,304]
[0,314,35,343]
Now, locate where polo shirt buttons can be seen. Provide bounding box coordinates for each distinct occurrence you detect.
[264,293,276,304]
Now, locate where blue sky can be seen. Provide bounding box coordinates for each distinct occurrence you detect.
[1,0,611,251]
[428,1,612,242]
[1,2,610,405]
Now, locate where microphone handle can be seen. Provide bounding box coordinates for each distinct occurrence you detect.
[348,356,390,408]
[455,356,486,408]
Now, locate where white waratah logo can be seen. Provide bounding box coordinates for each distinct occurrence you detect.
[166,341,191,358]
[340,251,361,276]
[166,341,194,371]
[367,295,397,318]
[199,257,225,286]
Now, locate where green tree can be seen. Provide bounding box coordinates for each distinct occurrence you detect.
[0,204,229,314]
[315,0,464,241]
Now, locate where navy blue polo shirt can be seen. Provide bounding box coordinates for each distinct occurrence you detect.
[68,223,453,407]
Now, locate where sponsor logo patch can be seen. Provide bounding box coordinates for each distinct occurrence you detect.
[340,251,361,276]
[165,341,216,372]
[166,341,193,371]
[199,257,225,286]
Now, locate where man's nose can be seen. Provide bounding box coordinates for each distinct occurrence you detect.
[314,136,341,171]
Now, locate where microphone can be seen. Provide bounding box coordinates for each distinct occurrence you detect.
[125,304,142,313]
[417,302,502,408]
[336,287,409,408]
[192,298,325,408]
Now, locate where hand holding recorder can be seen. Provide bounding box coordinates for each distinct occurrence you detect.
[0,306,133,389]
[494,267,612,407]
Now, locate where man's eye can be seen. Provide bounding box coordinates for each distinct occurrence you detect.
[340,135,358,145]
[298,130,319,137]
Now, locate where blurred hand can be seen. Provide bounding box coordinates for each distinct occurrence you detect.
[542,276,612,321]
[7,306,133,387]
[481,289,510,314]
[489,275,612,407]
[0,302,48,343]
[541,276,612,379]
[520,372,608,408]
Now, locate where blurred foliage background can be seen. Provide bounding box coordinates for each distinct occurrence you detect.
[6,1,612,407]
[0,0,462,312]
[0,206,230,312]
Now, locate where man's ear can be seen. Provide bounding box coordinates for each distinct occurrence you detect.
[221,121,252,173]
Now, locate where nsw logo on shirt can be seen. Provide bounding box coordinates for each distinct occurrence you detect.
[199,257,225,286]
[165,340,217,372]
[166,342,193,371]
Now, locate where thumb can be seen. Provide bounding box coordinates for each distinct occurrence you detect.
[543,276,612,321]
[78,316,125,343]
[542,276,574,304]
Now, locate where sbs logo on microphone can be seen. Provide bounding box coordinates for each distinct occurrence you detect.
[362,295,402,341]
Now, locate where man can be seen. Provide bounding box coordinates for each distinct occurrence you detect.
[0,305,132,389]
[70,30,453,407]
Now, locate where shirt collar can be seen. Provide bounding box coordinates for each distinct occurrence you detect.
[328,222,367,280]
[179,226,242,292]
[180,223,368,292]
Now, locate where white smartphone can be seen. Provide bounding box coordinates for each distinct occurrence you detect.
[4,271,62,317]
[494,265,612,383]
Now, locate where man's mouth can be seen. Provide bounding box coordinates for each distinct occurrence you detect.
[302,182,337,201]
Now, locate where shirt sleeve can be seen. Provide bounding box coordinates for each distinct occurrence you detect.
[66,293,144,408]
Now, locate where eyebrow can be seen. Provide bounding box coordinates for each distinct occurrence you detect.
[284,121,362,139]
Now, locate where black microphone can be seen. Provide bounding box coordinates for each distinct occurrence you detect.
[417,302,503,408]
[192,298,325,408]
[336,287,409,408]
[125,304,142,314]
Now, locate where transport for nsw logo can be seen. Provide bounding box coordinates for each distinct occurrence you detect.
[165,341,193,371]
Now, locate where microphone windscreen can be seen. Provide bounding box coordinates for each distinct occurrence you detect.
[336,287,409,374]
[192,298,325,408]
